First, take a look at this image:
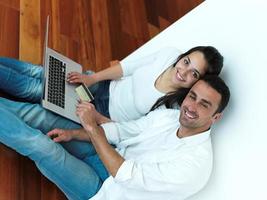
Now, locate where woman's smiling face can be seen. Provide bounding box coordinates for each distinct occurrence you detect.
[171,51,208,89]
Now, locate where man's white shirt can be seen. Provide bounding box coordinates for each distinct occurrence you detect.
[90,108,213,200]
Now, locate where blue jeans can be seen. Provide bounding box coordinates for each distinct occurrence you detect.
[0,57,110,199]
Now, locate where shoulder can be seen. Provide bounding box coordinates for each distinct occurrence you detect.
[147,108,180,120]
[169,143,213,189]
[156,47,182,57]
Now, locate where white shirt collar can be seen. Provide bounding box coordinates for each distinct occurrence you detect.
[180,129,211,146]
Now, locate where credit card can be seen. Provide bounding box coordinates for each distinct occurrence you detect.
[75,83,94,102]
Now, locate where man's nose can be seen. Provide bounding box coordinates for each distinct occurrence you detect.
[187,102,197,112]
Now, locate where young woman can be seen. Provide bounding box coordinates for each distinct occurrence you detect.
[0,46,223,123]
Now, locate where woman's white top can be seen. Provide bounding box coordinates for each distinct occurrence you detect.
[108,47,181,121]
[90,109,213,200]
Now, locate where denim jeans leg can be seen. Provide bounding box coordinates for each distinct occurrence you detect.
[0,57,43,79]
[84,154,110,182]
[91,80,111,118]
[0,64,43,102]
[0,97,96,159]
[72,70,111,117]
[0,106,102,200]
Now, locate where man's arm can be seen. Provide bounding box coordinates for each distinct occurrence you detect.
[87,125,125,177]
[76,102,162,177]
[95,110,112,124]
[76,101,125,176]
[47,128,91,142]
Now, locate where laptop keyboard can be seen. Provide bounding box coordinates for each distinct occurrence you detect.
[47,56,66,108]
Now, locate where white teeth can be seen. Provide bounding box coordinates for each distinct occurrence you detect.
[176,71,184,81]
[185,111,195,119]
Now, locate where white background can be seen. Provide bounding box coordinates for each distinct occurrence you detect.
[123,0,267,199]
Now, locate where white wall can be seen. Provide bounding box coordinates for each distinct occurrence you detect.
[123,0,267,199]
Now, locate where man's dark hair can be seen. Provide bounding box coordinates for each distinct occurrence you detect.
[201,75,230,113]
[150,75,230,113]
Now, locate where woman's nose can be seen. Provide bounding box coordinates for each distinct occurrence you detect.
[179,68,187,77]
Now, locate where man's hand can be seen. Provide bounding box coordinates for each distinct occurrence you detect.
[47,128,91,142]
[47,129,74,142]
[76,102,98,133]
[76,101,125,177]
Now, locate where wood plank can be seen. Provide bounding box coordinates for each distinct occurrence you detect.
[76,0,96,70]
[106,0,124,60]
[148,23,160,38]
[19,157,41,200]
[0,0,20,11]
[0,145,20,200]
[50,0,60,51]
[158,16,171,30]
[19,0,41,64]
[120,0,149,40]
[176,0,204,19]
[144,0,159,27]
[0,4,19,58]
[90,0,112,70]
[59,0,74,37]
[40,175,66,200]
[0,5,21,198]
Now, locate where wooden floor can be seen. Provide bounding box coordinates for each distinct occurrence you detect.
[0,0,203,199]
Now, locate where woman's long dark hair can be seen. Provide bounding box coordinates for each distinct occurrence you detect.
[150,88,189,111]
[150,46,224,111]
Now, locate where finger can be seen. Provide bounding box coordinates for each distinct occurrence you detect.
[68,72,79,77]
[47,129,61,136]
[68,77,80,83]
[53,134,66,142]
[50,133,59,140]
[76,103,89,110]
[77,101,92,108]
[76,109,86,117]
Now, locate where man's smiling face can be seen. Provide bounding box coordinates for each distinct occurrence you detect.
[179,80,222,133]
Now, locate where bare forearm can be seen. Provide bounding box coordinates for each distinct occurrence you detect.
[95,112,112,125]
[71,128,91,142]
[91,62,123,83]
[89,126,124,177]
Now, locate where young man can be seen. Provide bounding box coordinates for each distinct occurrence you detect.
[48,75,230,200]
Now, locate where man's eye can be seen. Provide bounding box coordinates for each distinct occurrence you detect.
[189,95,195,100]
[201,103,208,108]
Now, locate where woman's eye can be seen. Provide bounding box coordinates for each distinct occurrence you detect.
[192,71,199,79]
[184,59,189,65]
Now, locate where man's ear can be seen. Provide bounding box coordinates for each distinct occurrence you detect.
[212,113,223,124]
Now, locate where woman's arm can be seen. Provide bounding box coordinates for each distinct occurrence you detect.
[67,62,123,87]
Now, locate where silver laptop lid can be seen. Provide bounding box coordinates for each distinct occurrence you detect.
[41,16,49,103]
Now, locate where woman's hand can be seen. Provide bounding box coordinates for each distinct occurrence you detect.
[67,72,96,86]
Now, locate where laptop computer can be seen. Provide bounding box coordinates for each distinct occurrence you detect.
[41,16,91,124]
